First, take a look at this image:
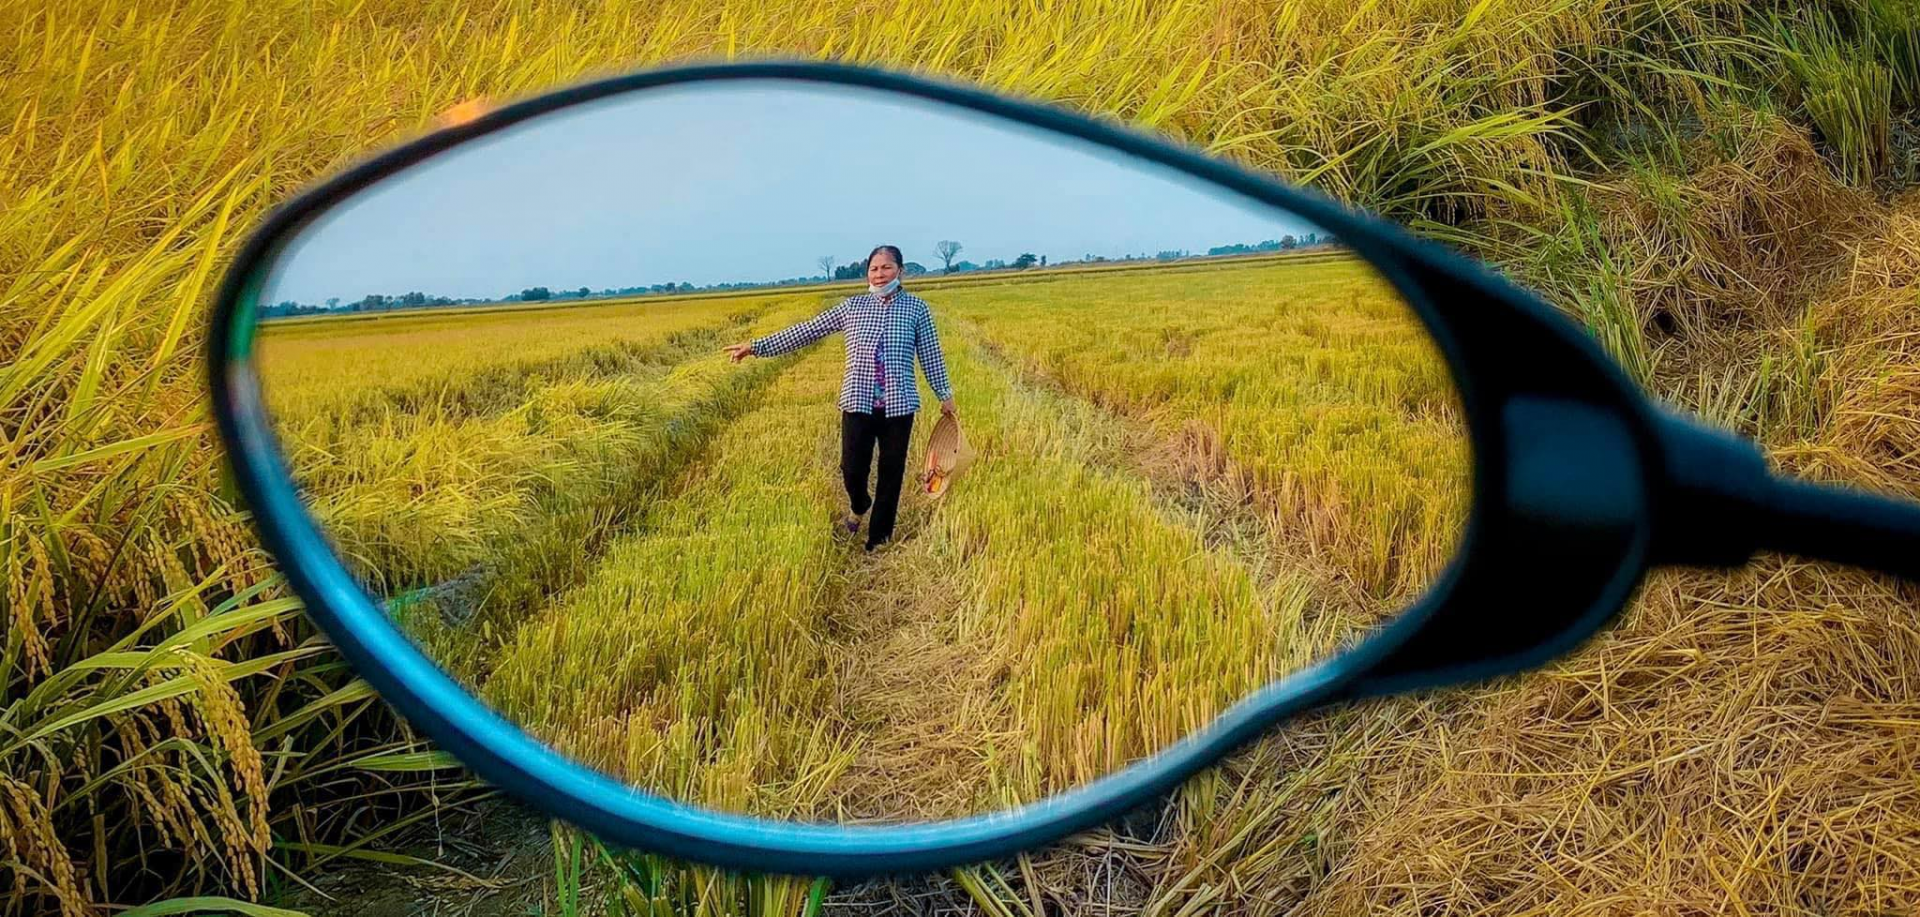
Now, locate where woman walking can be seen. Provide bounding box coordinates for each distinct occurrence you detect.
[725,245,957,552]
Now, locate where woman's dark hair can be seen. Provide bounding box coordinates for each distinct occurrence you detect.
[868,244,904,269]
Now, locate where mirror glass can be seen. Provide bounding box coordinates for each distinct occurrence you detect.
[251,80,1471,823]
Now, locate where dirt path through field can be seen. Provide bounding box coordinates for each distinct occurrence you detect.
[816,541,1021,822]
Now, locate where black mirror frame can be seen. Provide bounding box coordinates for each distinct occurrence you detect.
[208,58,1777,877]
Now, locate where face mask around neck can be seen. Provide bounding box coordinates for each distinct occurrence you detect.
[868,277,901,298]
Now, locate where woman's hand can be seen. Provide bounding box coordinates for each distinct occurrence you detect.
[940,399,957,417]
[724,342,754,363]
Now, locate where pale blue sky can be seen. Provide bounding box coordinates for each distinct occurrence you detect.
[263,81,1326,304]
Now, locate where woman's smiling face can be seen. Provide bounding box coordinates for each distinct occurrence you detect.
[868,251,901,288]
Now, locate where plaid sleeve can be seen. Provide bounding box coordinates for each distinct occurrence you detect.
[752,300,845,357]
[915,302,953,403]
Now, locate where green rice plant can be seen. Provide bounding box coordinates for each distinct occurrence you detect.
[1514,191,1661,385]
[1851,0,1920,108]
[1777,6,1895,185]
[0,566,487,913]
[1755,306,1840,443]
[1579,237,1661,386]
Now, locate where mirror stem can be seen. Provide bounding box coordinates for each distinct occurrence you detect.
[1651,409,1920,581]
[1751,475,1920,582]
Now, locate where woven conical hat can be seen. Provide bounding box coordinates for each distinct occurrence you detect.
[925,413,963,474]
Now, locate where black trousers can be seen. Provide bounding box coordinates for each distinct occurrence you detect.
[841,408,915,548]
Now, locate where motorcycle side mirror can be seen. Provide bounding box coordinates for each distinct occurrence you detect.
[207,59,1920,878]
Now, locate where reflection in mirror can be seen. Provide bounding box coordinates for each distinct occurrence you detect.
[253,81,1470,824]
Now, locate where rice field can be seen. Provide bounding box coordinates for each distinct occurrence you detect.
[258,296,766,434]
[255,295,822,674]
[253,255,1468,829]
[939,255,1467,611]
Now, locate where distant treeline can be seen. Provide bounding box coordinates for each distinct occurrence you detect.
[1205,232,1327,256]
[263,235,1341,318]
[261,291,492,318]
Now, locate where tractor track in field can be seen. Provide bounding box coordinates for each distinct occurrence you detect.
[814,522,1019,825]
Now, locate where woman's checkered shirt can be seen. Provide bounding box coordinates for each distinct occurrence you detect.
[750,290,954,418]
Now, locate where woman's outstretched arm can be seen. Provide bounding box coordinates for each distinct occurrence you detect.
[728,301,846,361]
